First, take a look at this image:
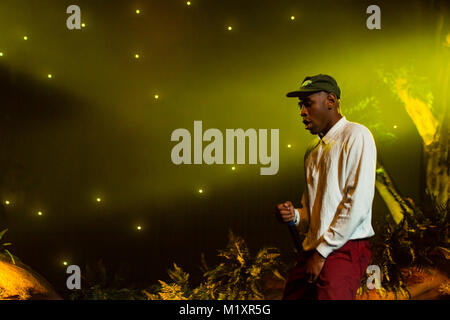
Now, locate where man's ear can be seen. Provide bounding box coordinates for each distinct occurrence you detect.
[326,93,338,109]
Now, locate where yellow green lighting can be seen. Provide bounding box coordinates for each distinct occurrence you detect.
[394,78,438,145]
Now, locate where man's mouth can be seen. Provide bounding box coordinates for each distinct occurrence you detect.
[303,119,313,130]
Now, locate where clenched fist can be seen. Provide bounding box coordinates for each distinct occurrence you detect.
[275,201,295,223]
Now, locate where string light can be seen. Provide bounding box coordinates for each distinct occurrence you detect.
[154,94,159,100]
[47,74,52,79]
[227,26,232,31]
[96,197,102,202]
[291,16,295,21]
[137,226,142,230]
[393,125,398,129]
[134,53,140,59]
[0,52,3,57]
[4,200,10,205]
[136,9,141,14]
[23,36,28,40]
[81,23,86,28]
[186,1,191,6]
[63,261,68,266]
[37,211,43,216]
[287,144,292,148]
[198,188,204,194]
[231,166,236,171]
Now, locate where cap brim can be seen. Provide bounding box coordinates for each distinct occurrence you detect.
[286,88,322,98]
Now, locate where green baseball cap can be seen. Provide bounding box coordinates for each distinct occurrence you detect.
[286,74,341,99]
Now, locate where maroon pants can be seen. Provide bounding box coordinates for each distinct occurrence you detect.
[283,239,371,300]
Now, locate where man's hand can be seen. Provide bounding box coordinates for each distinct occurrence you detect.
[305,251,326,283]
[275,201,295,223]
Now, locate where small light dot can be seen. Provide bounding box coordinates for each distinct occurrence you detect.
[37,211,43,216]
[63,261,68,266]
[0,52,3,57]
[154,94,159,99]
[136,9,141,14]
[186,1,191,5]
[231,166,236,171]
[393,125,398,129]
[137,226,142,230]
[134,53,140,59]
[47,74,52,79]
[5,200,10,205]
[23,36,28,40]
[81,23,86,28]
[227,26,232,31]
[96,197,101,202]
[287,144,292,148]
[198,188,203,194]
[291,16,295,20]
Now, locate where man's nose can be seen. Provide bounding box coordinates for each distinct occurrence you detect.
[300,106,307,118]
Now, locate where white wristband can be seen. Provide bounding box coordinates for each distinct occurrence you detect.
[294,209,300,226]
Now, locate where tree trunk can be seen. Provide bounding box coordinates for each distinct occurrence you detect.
[375,163,414,224]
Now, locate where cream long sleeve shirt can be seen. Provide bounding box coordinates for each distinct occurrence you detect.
[293,116,376,258]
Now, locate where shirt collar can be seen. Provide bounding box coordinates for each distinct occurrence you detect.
[319,116,347,145]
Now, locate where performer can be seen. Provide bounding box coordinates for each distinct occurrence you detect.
[276,74,377,300]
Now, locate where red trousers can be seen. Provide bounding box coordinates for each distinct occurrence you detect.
[283,239,371,300]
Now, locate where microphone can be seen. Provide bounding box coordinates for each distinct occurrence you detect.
[287,220,303,254]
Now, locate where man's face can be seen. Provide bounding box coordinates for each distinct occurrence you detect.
[298,91,331,135]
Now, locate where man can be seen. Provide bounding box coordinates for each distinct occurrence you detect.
[276,74,377,300]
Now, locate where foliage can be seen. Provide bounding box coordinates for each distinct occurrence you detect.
[359,194,449,298]
[68,259,146,300]
[343,96,397,145]
[0,229,15,264]
[438,281,450,296]
[142,263,191,300]
[378,67,435,113]
[146,231,287,300]
[67,197,448,301]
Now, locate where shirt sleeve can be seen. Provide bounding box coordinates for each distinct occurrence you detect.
[294,191,309,234]
[315,128,377,258]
